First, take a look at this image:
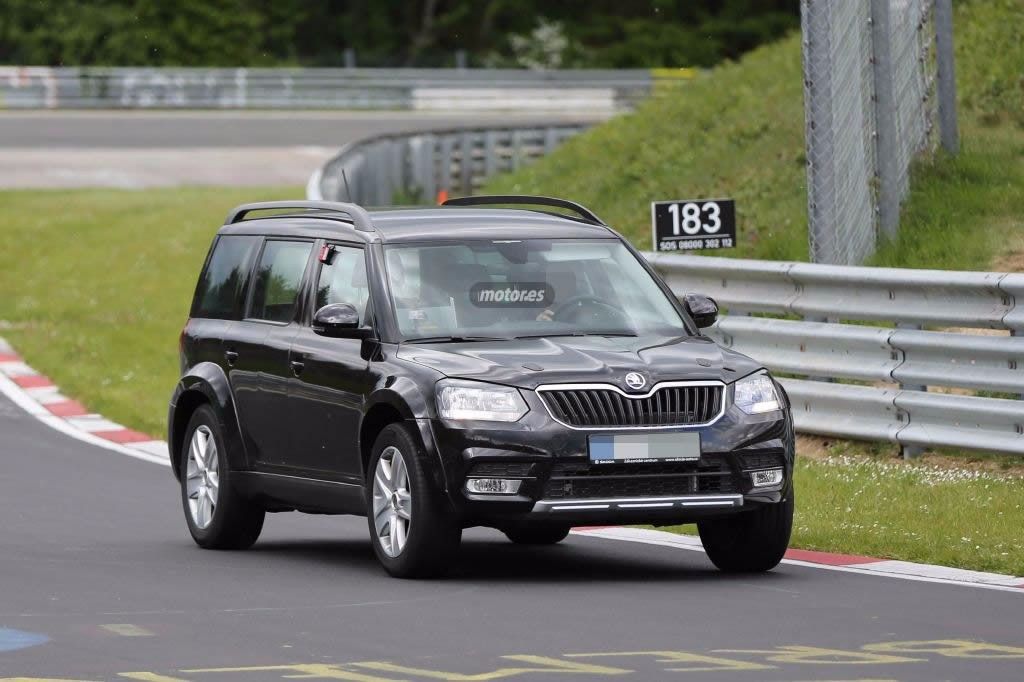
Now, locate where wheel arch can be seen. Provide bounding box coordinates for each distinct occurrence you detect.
[360,379,448,494]
[169,362,246,480]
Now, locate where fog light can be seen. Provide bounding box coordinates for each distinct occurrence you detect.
[750,468,784,487]
[465,478,522,495]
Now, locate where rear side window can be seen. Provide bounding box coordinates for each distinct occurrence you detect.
[248,240,313,323]
[192,235,261,320]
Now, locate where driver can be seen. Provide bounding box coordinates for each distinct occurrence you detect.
[536,270,578,322]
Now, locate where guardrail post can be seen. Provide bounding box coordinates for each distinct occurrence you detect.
[544,127,559,154]
[483,131,497,178]
[438,135,454,202]
[411,134,437,204]
[870,0,900,242]
[511,129,524,171]
[933,0,959,154]
[374,141,391,205]
[895,321,925,459]
[459,131,473,196]
[802,315,833,383]
[1013,329,1024,401]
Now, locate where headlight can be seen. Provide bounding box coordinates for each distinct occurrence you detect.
[734,372,781,414]
[436,381,528,422]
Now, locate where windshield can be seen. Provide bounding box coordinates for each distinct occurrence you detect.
[384,239,689,341]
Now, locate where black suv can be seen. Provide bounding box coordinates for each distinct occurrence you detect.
[169,196,794,578]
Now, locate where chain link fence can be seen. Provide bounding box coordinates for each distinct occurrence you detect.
[801,0,956,265]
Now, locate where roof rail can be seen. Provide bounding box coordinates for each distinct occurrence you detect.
[442,195,605,225]
[225,201,375,232]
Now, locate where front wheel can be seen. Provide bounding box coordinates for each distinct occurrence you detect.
[697,493,793,573]
[366,423,461,578]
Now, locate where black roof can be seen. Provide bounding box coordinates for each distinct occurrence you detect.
[217,207,618,244]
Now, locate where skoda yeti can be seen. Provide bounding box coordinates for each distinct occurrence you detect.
[169,196,794,578]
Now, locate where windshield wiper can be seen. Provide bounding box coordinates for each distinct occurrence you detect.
[514,331,638,339]
[405,335,512,344]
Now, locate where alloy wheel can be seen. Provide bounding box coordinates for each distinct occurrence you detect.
[186,425,220,529]
[372,446,412,557]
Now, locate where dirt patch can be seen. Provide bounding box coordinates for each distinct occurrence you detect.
[796,433,1024,476]
[991,216,1024,273]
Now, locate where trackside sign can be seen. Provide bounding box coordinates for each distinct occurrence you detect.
[651,198,737,252]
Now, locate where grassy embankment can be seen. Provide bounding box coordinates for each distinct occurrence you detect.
[0,0,1021,573]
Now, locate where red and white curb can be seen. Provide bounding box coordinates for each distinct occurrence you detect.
[0,338,170,467]
[1,336,1021,593]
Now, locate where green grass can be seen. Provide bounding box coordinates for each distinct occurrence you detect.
[870,123,1024,271]
[0,186,301,436]
[659,455,1024,576]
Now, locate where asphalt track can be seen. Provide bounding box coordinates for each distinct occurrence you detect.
[0,111,603,189]
[2,390,1023,681]
[0,111,598,148]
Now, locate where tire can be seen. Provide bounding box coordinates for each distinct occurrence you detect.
[697,492,794,573]
[504,524,572,545]
[366,423,461,578]
[180,405,265,550]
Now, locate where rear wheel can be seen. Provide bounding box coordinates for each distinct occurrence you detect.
[504,524,572,545]
[367,423,461,578]
[698,492,793,573]
[180,405,265,550]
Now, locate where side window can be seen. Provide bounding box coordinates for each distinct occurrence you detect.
[192,235,261,320]
[315,246,369,325]
[248,240,313,323]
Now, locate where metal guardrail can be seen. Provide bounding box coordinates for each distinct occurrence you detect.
[645,253,1024,456]
[302,117,1020,455]
[308,123,590,205]
[0,66,663,112]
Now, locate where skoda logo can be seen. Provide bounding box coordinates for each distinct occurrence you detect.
[624,372,647,391]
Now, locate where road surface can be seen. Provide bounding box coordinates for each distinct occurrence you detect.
[0,111,600,188]
[1,388,1022,681]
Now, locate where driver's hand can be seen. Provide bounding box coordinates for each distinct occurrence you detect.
[536,308,554,322]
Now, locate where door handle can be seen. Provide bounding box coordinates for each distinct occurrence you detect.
[290,359,305,376]
[224,349,239,366]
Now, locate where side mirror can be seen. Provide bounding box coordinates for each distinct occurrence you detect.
[683,293,719,329]
[312,303,369,338]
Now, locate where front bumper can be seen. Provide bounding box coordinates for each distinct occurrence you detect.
[421,389,796,527]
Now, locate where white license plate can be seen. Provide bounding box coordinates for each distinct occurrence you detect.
[588,432,701,465]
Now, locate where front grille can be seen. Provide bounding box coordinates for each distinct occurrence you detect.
[543,457,736,500]
[539,383,724,428]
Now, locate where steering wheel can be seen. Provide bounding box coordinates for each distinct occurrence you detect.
[550,295,628,324]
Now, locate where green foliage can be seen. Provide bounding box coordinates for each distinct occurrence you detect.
[0,0,798,68]
[0,0,283,66]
